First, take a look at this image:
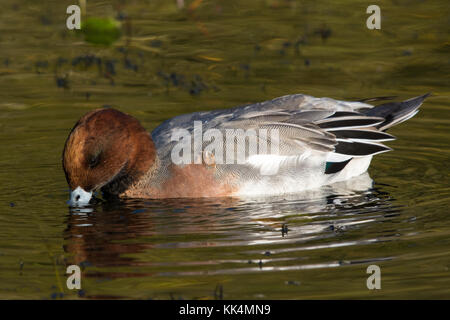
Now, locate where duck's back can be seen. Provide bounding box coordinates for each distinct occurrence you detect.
[148,93,428,197]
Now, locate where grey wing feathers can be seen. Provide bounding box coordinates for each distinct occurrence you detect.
[220,110,337,155]
[222,110,389,158]
[152,93,430,161]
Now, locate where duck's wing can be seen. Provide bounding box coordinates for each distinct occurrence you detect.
[152,93,429,173]
[151,94,373,149]
[215,107,394,165]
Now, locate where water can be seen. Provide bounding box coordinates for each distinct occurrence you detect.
[0,0,449,299]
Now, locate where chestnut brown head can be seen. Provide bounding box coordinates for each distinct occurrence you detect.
[62,108,156,205]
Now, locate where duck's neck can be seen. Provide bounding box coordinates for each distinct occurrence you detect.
[102,131,158,198]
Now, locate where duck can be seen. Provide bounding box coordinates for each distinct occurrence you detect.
[63,93,430,206]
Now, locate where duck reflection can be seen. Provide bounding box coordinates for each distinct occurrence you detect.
[63,172,400,279]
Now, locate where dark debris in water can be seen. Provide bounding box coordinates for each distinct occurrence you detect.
[28,46,225,95]
[239,63,251,78]
[169,292,184,300]
[402,49,413,56]
[55,75,70,89]
[104,59,117,75]
[50,292,65,299]
[150,40,163,48]
[279,41,292,55]
[124,58,138,72]
[281,223,288,236]
[50,51,144,90]
[40,15,52,26]
[314,26,332,41]
[56,57,68,67]
[19,260,24,276]
[157,71,213,95]
[285,280,300,286]
[214,284,223,300]
[116,12,127,21]
[35,60,49,74]
[72,54,102,69]
[79,260,92,270]
[117,47,127,54]
[325,224,345,233]
[132,208,147,214]
[294,37,306,55]
[70,54,122,85]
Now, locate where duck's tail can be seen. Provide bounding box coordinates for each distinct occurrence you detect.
[363,93,431,131]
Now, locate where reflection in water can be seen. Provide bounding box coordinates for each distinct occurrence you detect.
[64,173,400,280]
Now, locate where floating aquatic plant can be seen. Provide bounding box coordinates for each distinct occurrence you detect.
[80,17,122,46]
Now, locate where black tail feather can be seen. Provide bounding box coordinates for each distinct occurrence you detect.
[363,93,431,131]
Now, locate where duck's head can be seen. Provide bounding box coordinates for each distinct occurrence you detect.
[62,108,156,206]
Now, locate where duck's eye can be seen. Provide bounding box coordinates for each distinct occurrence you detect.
[88,154,100,168]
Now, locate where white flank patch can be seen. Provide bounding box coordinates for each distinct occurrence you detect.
[326,152,353,163]
[330,156,373,183]
[246,154,306,176]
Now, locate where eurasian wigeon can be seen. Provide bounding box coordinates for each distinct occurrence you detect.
[63,93,430,206]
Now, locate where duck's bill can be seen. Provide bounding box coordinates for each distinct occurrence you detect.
[69,186,93,207]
